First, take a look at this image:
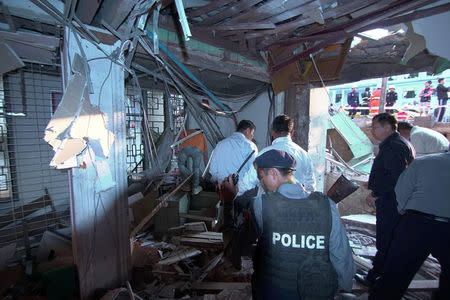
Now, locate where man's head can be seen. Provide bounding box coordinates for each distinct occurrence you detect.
[352,86,357,92]
[397,121,413,140]
[254,150,297,192]
[425,80,432,88]
[438,78,445,85]
[271,114,293,139]
[371,113,397,141]
[389,86,395,91]
[365,87,370,92]
[237,120,256,141]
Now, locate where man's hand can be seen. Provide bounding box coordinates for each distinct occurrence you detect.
[366,193,377,207]
[220,175,238,203]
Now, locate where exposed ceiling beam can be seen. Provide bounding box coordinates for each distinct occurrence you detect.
[137,36,269,83]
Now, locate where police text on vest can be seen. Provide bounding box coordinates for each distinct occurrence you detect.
[272,232,325,249]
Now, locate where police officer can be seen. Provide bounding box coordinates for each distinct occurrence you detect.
[347,86,360,118]
[385,86,398,114]
[222,150,355,299]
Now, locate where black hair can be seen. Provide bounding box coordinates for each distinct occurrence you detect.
[373,113,397,131]
[438,78,445,83]
[397,121,413,131]
[426,80,432,85]
[365,87,370,91]
[237,120,256,132]
[272,114,293,134]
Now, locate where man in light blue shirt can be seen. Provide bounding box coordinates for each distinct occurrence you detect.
[370,151,450,299]
[238,114,315,195]
[209,120,258,185]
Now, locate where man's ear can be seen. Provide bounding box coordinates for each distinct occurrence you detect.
[290,129,294,136]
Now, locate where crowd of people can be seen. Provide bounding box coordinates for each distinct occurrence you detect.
[345,78,449,122]
[175,111,449,299]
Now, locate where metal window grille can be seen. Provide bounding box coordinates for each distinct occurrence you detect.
[0,63,71,257]
[125,88,184,174]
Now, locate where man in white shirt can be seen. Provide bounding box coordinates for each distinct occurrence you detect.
[398,122,449,156]
[238,114,316,195]
[209,120,258,185]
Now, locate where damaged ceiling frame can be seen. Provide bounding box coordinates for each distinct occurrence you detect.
[269,0,444,73]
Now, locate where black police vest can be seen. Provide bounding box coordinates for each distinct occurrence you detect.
[254,191,338,299]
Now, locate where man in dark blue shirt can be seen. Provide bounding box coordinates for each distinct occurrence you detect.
[361,113,415,287]
[347,86,359,119]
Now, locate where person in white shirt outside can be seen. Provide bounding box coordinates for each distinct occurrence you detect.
[398,122,449,156]
[238,114,316,196]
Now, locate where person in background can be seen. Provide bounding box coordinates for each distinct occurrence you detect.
[238,114,316,195]
[370,151,450,299]
[358,113,415,288]
[436,78,449,122]
[385,86,398,114]
[221,150,355,299]
[177,128,208,194]
[398,122,449,156]
[361,87,371,116]
[347,86,360,119]
[419,80,434,116]
[370,86,382,115]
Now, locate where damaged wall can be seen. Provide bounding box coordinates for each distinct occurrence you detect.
[57,29,130,298]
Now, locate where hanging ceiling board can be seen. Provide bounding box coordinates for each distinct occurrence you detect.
[0,42,25,74]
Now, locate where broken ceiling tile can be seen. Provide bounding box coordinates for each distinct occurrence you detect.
[0,42,25,75]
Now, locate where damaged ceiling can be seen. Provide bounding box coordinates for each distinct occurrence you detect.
[0,0,449,101]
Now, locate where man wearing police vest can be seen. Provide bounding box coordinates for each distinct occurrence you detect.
[221,150,355,299]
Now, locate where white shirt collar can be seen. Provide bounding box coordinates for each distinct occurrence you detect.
[272,135,291,145]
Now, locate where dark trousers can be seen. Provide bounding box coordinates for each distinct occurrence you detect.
[367,195,399,281]
[437,99,447,122]
[370,213,450,299]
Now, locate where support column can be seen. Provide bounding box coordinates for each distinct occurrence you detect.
[285,85,328,192]
[62,29,130,298]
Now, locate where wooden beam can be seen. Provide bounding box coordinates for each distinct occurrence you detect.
[209,22,276,31]
[152,36,269,83]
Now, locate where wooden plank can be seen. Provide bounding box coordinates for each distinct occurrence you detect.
[187,0,236,18]
[157,248,202,265]
[198,0,262,26]
[179,237,223,248]
[179,213,216,223]
[184,232,223,239]
[209,22,276,31]
[192,282,251,290]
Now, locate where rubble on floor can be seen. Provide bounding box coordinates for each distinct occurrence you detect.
[343,214,441,299]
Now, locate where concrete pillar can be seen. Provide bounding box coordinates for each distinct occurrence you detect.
[62,28,130,298]
[285,85,328,192]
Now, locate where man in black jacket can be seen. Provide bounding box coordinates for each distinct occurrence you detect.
[385,86,398,114]
[436,78,449,122]
[347,86,359,119]
[360,113,415,287]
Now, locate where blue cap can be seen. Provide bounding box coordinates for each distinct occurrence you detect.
[255,150,297,170]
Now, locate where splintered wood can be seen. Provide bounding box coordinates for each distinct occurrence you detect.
[180,232,223,249]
